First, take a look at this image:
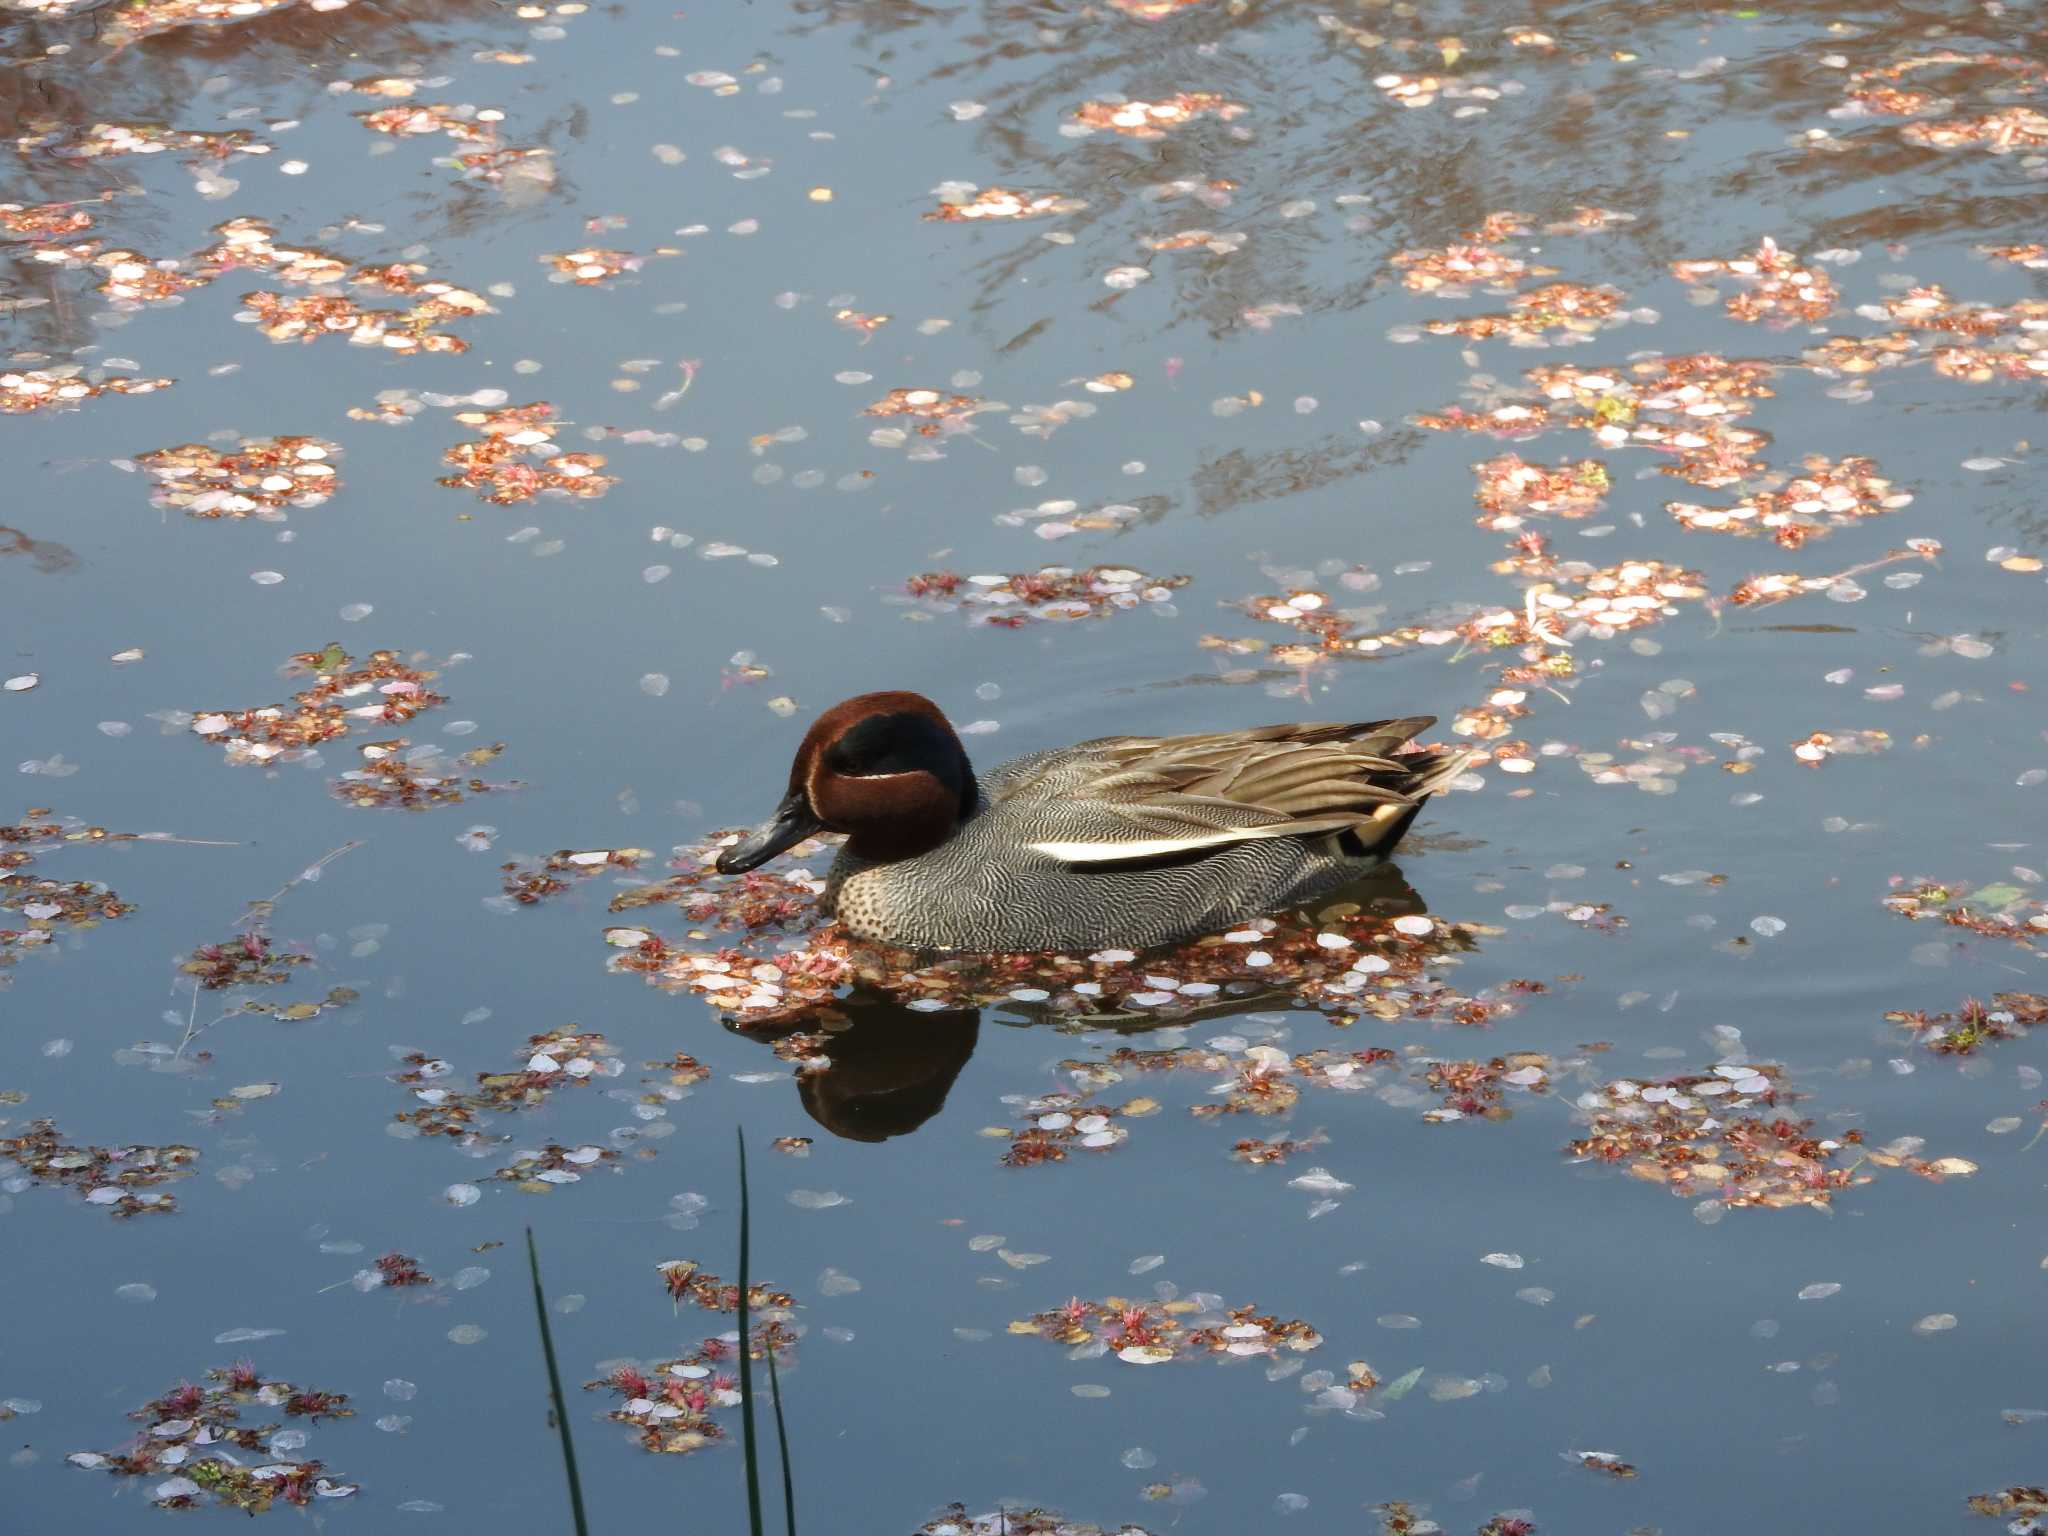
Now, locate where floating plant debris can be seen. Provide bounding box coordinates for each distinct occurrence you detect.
[93,248,210,306]
[543,248,641,284]
[1965,1487,2048,1522]
[500,848,650,905]
[354,101,500,145]
[647,1050,712,1088]
[1666,456,1910,547]
[1564,1064,1882,1211]
[1424,1054,1554,1123]
[999,1091,1150,1166]
[15,122,268,161]
[1420,282,1626,340]
[1887,994,2048,1055]
[1472,455,1609,527]
[1231,1135,1324,1164]
[180,932,309,990]
[331,739,516,811]
[903,566,1188,626]
[1011,1295,1321,1365]
[924,188,1086,222]
[1568,1449,1638,1479]
[0,196,105,238]
[438,403,615,503]
[368,1251,431,1287]
[916,1509,1158,1536]
[0,811,143,973]
[1902,107,2048,153]
[655,1260,795,1314]
[132,437,341,519]
[497,1142,619,1189]
[1671,238,1837,324]
[585,1310,799,1455]
[1067,94,1246,137]
[1881,285,2048,336]
[188,646,445,766]
[864,388,986,426]
[67,1363,355,1511]
[240,286,487,354]
[392,1025,622,1145]
[1394,243,1555,293]
[1882,879,2046,947]
[1,368,173,415]
[0,1121,196,1217]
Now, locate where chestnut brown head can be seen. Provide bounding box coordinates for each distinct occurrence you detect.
[714,691,976,874]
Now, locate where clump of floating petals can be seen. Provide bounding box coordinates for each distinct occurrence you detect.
[188,645,444,767]
[1422,282,1625,340]
[67,1363,356,1511]
[240,282,489,354]
[16,121,267,161]
[1882,878,2046,947]
[1068,94,1245,137]
[0,196,106,238]
[1887,993,2048,1055]
[1394,242,1556,293]
[917,1510,1158,1536]
[654,1260,795,1315]
[1903,107,2048,153]
[1666,455,1909,547]
[135,437,341,519]
[1966,1488,2048,1522]
[903,565,1189,626]
[332,739,514,810]
[1671,237,1837,324]
[1001,1091,1149,1166]
[93,248,210,305]
[1564,1063,1876,1211]
[544,248,640,285]
[1473,455,1609,527]
[439,403,615,503]
[0,1120,195,1218]
[391,1025,622,1147]
[1011,1295,1321,1365]
[925,188,1086,222]
[2,367,172,415]
[500,848,650,906]
[864,388,987,428]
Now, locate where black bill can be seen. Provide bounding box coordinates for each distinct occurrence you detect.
[714,789,822,874]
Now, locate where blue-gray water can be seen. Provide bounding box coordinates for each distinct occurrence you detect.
[4,1,2046,1531]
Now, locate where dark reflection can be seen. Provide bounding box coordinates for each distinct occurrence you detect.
[0,525,79,573]
[746,993,982,1143]
[734,861,1432,1143]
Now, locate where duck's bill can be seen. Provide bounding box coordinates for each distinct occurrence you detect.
[714,791,822,874]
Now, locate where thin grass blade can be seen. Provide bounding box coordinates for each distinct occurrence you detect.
[768,1341,797,1536]
[737,1126,765,1536]
[524,1227,590,1536]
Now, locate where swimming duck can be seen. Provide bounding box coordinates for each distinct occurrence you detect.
[716,691,1474,954]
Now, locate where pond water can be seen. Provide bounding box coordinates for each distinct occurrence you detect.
[4,0,2047,1531]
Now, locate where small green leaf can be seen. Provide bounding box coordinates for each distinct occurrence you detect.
[1380,1365,1426,1402]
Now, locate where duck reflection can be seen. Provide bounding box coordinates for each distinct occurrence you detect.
[729,862,1431,1144]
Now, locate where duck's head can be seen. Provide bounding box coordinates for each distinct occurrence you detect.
[714,691,977,874]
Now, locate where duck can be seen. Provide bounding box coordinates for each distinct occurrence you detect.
[715,690,1475,954]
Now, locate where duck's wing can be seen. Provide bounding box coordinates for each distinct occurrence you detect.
[1016,717,1476,865]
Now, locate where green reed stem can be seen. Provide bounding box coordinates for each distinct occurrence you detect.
[768,1341,797,1536]
[524,1227,590,1536]
[737,1126,766,1536]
